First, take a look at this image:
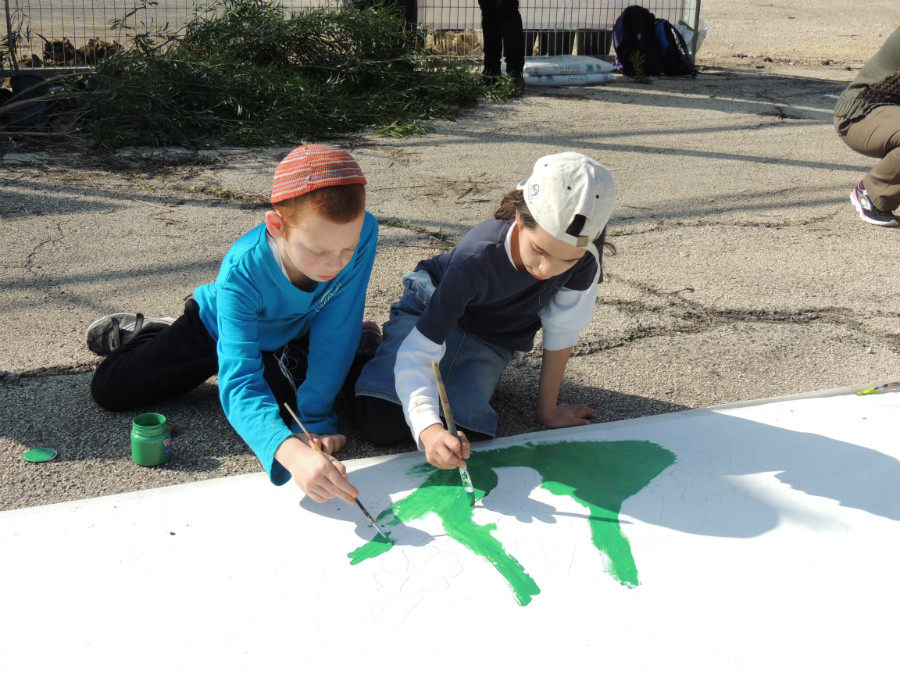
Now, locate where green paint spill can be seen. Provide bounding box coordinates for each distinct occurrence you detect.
[348,440,675,605]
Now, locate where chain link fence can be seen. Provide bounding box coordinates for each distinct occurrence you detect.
[3,0,700,72]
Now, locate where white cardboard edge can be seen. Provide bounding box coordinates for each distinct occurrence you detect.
[6,378,897,516]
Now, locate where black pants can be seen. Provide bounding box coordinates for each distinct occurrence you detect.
[350,395,409,446]
[478,0,525,76]
[355,0,417,26]
[90,298,307,429]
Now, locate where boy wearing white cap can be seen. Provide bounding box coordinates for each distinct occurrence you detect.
[353,151,615,470]
[88,144,378,503]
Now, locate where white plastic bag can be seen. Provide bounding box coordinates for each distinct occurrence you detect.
[676,19,708,57]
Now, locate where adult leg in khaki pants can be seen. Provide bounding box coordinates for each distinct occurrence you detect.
[842,105,900,213]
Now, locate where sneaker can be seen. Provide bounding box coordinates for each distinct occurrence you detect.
[850,179,899,227]
[358,320,383,357]
[342,322,383,401]
[86,312,174,355]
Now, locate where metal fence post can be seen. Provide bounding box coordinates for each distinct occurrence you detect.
[691,0,702,65]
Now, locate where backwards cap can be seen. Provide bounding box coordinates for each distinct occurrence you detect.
[271,144,366,205]
[517,152,615,270]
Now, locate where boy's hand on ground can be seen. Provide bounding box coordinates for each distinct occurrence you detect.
[420,423,471,470]
[537,403,596,429]
[275,436,358,505]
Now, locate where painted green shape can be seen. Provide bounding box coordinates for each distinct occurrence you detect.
[347,533,394,565]
[348,440,675,605]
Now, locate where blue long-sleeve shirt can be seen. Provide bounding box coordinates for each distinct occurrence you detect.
[193,214,378,485]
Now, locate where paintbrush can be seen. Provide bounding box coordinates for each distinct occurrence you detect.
[283,403,387,538]
[431,361,476,506]
[856,381,900,396]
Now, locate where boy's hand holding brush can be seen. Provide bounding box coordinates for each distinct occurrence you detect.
[420,423,471,471]
[274,425,358,505]
[282,404,387,537]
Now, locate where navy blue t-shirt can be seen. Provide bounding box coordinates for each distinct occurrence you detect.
[415,218,599,352]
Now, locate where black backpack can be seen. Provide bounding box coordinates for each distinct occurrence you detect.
[655,18,695,75]
[613,5,696,77]
[613,6,663,76]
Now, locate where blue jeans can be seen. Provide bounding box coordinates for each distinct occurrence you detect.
[355,270,513,439]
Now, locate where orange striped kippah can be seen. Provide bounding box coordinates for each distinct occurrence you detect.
[270,144,366,204]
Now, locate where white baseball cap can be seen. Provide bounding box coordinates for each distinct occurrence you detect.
[517,152,616,260]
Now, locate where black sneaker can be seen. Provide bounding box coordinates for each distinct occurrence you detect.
[358,320,383,357]
[86,313,174,355]
[509,72,526,92]
[850,179,899,227]
[341,321,383,401]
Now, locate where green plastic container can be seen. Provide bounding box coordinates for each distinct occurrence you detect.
[131,413,172,467]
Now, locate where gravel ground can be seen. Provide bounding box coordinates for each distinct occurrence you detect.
[2,0,899,510]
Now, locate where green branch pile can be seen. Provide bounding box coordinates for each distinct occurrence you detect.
[81,0,503,148]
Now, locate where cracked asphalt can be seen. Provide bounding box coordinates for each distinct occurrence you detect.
[2,0,899,510]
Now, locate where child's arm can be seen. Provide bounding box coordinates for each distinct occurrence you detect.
[294,212,378,434]
[394,327,471,470]
[215,307,352,496]
[536,346,596,428]
[215,281,297,482]
[536,281,600,427]
[274,435,358,504]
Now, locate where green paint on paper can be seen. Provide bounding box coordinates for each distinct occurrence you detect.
[348,440,675,605]
[347,532,394,564]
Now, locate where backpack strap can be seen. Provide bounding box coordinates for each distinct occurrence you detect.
[658,19,697,76]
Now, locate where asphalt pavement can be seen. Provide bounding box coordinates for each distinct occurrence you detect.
[2,0,899,509]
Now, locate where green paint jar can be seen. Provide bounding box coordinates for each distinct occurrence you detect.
[131,413,172,467]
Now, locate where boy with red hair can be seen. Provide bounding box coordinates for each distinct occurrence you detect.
[88,145,378,504]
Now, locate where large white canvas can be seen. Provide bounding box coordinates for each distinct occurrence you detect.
[2,389,898,673]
